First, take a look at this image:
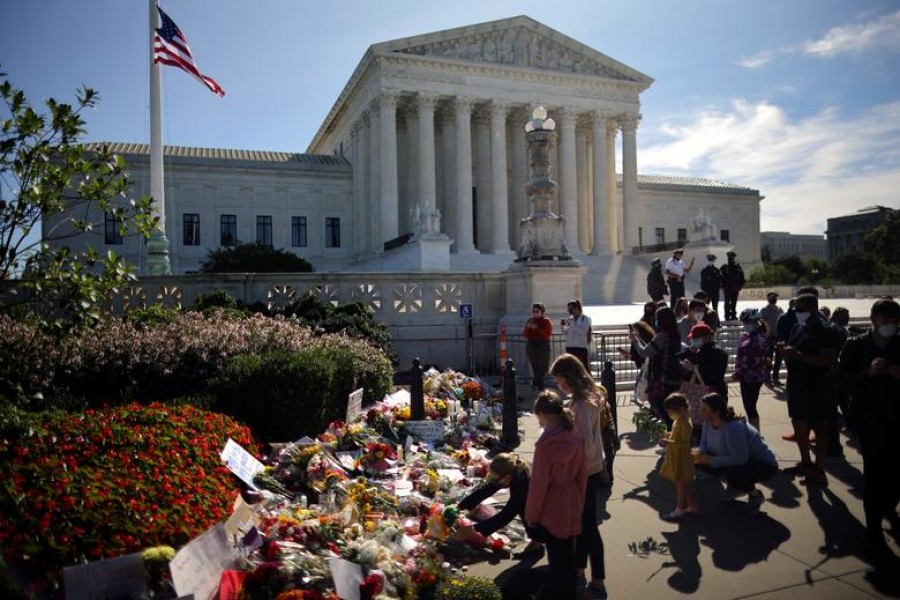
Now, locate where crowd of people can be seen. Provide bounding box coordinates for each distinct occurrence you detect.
[454,251,899,597]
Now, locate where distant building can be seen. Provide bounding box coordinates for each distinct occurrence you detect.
[761,231,827,261]
[825,206,896,261]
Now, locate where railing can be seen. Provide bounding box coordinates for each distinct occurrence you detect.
[631,241,684,255]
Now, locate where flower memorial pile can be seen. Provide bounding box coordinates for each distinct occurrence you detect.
[214,369,517,599]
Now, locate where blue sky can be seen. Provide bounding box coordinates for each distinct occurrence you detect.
[2,0,899,236]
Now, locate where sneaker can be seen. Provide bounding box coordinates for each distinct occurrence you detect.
[721,486,747,501]
[663,508,688,521]
[744,491,765,514]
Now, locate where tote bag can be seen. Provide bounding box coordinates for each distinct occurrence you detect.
[680,367,713,424]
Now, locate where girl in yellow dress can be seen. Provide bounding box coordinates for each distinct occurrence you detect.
[659,393,697,520]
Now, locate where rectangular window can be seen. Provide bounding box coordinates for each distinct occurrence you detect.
[720,229,730,243]
[291,216,308,247]
[256,215,273,247]
[220,214,237,246]
[677,228,687,243]
[655,227,665,245]
[326,217,341,248]
[183,213,200,246]
[104,212,123,245]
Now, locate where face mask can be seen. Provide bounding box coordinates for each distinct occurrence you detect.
[743,323,757,333]
[877,324,898,338]
[692,311,705,321]
[690,338,704,348]
[708,260,716,266]
[795,311,811,324]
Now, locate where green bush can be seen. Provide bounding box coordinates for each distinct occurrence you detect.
[279,291,398,365]
[0,402,257,593]
[213,339,392,442]
[200,242,314,273]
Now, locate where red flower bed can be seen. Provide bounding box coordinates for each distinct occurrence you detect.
[0,402,257,589]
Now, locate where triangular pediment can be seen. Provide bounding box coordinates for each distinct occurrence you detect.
[371,16,653,85]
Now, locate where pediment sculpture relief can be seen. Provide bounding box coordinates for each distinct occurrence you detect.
[393,28,632,80]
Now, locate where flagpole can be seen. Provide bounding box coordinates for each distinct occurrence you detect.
[146,0,171,275]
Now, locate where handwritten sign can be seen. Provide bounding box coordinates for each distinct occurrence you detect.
[347,387,364,422]
[403,420,444,442]
[220,438,265,489]
[171,524,232,600]
[63,552,148,600]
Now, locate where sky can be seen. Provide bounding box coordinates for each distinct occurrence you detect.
[2,0,899,237]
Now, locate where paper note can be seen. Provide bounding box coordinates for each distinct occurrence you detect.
[220,438,265,489]
[170,524,233,600]
[347,387,364,422]
[328,557,364,600]
[403,420,444,442]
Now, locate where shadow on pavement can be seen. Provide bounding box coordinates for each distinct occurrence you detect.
[621,464,792,594]
[493,553,548,600]
[760,469,803,508]
[621,431,657,452]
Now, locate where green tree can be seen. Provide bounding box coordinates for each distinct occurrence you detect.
[863,209,900,283]
[830,251,877,284]
[200,242,314,273]
[0,70,157,329]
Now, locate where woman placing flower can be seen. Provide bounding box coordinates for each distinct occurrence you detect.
[451,453,543,554]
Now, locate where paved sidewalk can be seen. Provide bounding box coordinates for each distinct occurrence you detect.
[466,383,900,599]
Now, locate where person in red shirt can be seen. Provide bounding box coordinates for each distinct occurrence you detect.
[526,390,587,600]
[524,302,553,390]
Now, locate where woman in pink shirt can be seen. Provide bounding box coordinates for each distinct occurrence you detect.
[526,391,587,600]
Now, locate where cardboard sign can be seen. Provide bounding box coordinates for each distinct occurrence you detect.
[220,438,265,489]
[347,387,364,422]
[63,552,149,600]
[171,524,232,600]
[403,420,444,442]
[224,497,260,542]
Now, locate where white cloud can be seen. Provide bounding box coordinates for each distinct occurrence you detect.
[737,51,773,69]
[803,9,900,57]
[737,9,900,68]
[639,100,900,235]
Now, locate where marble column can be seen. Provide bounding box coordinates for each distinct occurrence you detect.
[417,92,438,233]
[474,110,492,251]
[350,118,365,253]
[621,114,640,250]
[453,97,476,252]
[559,107,579,252]
[439,104,457,241]
[490,100,511,253]
[606,118,619,253]
[591,111,610,255]
[576,126,590,252]
[378,90,400,242]
[509,107,528,250]
[366,108,380,253]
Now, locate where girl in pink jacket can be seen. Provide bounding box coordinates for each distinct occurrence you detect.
[526,391,587,600]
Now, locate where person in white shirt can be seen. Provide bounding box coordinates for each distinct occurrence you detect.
[561,299,593,372]
[665,249,695,310]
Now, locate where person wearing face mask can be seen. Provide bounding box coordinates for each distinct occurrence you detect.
[678,299,709,340]
[700,254,723,313]
[678,322,729,400]
[778,293,840,487]
[647,258,668,303]
[561,299,592,372]
[693,290,721,331]
[733,309,769,432]
[720,251,746,321]
[838,298,900,561]
[665,249,694,310]
[759,291,785,386]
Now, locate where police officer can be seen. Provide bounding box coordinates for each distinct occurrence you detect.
[720,251,745,321]
[700,254,722,313]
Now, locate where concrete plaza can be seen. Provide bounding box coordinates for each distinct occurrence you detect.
[465,382,900,599]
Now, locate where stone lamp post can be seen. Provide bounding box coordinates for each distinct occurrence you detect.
[502,107,586,322]
[516,107,572,262]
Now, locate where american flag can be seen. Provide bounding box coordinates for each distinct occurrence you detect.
[153,7,225,97]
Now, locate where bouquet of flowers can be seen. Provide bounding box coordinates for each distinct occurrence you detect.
[355,442,396,474]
